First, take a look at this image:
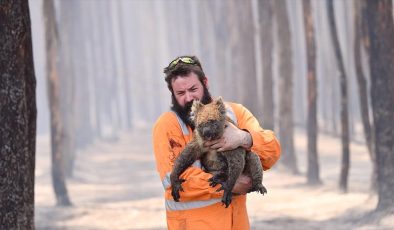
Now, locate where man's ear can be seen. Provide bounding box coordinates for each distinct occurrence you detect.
[203,77,209,88]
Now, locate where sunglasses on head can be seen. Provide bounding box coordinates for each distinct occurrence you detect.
[167,57,200,70]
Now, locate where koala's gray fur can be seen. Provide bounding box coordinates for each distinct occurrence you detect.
[170,97,267,208]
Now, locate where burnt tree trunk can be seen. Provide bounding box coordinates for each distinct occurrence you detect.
[43,0,72,206]
[366,0,394,212]
[258,0,275,130]
[225,1,239,101]
[229,0,259,115]
[274,0,298,174]
[211,1,231,102]
[72,2,93,150]
[84,0,100,138]
[241,0,259,116]
[58,0,77,177]
[303,0,321,185]
[115,1,133,130]
[354,0,377,192]
[88,1,103,138]
[99,0,118,139]
[0,1,37,228]
[327,0,350,193]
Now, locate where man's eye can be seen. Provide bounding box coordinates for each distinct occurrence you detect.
[190,88,197,92]
[177,92,185,96]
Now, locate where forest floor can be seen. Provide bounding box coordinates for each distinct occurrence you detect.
[35,127,394,230]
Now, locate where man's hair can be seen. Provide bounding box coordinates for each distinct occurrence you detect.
[163,55,206,92]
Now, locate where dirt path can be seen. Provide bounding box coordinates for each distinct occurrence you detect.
[35,128,394,229]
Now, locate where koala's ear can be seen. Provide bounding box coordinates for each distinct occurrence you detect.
[215,97,226,114]
[191,100,203,114]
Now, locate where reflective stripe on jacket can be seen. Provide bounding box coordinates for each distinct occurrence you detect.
[152,101,281,230]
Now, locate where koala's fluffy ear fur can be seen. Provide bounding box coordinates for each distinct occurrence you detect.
[215,97,226,115]
[191,100,203,120]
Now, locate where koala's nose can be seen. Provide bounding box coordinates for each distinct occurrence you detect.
[202,127,215,140]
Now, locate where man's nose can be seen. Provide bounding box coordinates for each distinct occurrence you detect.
[185,92,194,103]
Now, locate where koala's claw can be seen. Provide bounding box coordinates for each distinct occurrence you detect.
[171,179,186,202]
[249,184,267,195]
[209,180,218,187]
[208,175,225,188]
[259,185,268,194]
[215,186,225,192]
[221,189,233,208]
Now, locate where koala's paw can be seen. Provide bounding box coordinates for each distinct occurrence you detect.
[221,189,233,208]
[208,174,226,188]
[171,179,186,202]
[249,184,267,195]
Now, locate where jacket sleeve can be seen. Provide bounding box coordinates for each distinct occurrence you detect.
[231,103,281,170]
[152,112,223,202]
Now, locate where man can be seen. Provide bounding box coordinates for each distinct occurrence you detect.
[152,56,281,229]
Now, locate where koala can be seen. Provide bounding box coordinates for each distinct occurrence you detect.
[170,97,267,208]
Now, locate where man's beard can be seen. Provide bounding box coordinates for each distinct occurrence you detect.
[171,86,212,130]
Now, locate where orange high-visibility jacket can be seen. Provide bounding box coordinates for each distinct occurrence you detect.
[152,101,281,230]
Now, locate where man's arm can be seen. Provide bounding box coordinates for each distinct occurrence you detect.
[153,112,223,201]
[233,103,281,170]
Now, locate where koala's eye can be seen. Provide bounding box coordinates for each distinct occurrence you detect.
[224,124,228,128]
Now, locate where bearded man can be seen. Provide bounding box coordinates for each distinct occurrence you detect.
[152,56,281,230]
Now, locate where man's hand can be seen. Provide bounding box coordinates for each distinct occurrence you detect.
[232,174,252,195]
[203,122,252,152]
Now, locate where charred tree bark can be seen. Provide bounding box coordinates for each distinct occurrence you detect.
[303,0,321,185]
[99,0,119,139]
[240,0,259,116]
[274,0,298,174]
[229,0,259,115]
[327,0,350,193]
[115,1,133,130]
[0,1,37,228]
[75,2,93,149]
[57,0,77,177]
[354,0,377,192]
[258,0,275,130]
[84,0,99,138]
[43,0,72,206]
[210,1,232,102]
[366,0,394,212]
[88,1,103,138]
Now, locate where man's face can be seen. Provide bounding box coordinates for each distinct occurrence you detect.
[170,72,211,128]
[171,72,205,108]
